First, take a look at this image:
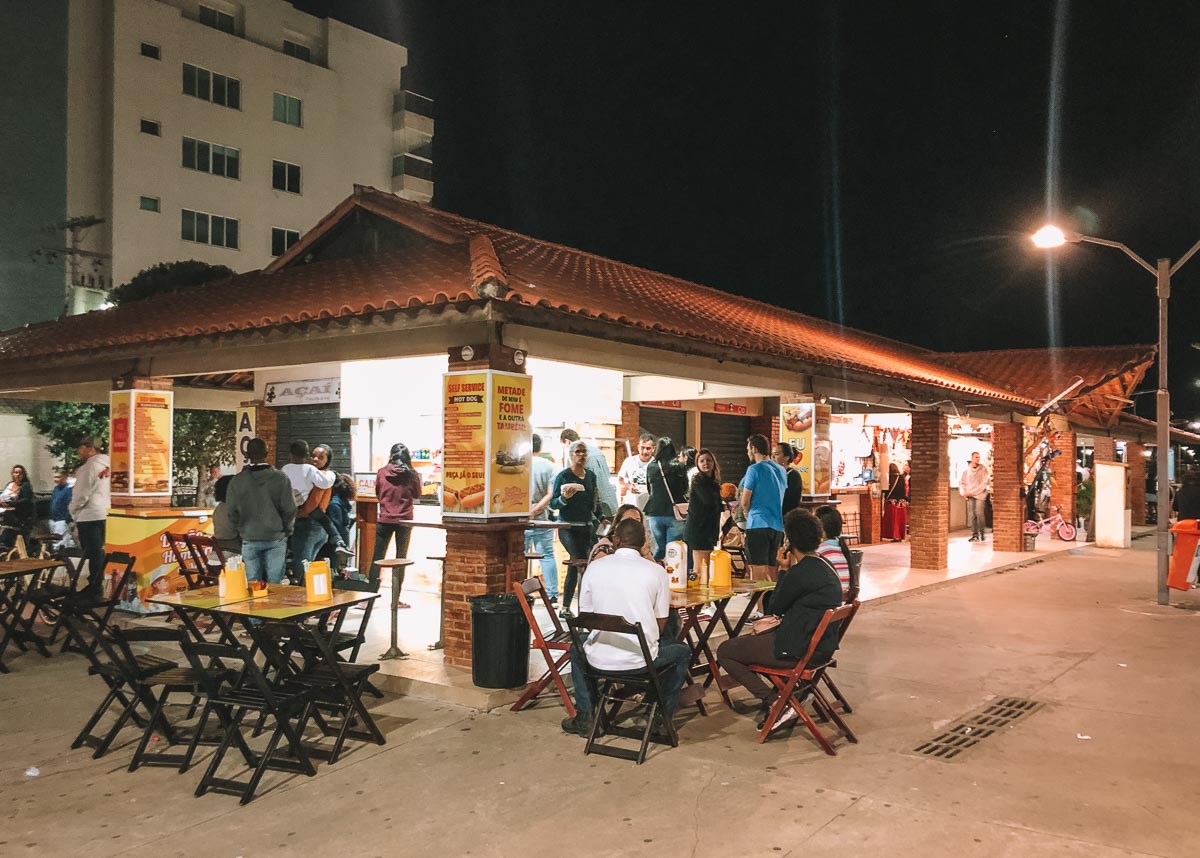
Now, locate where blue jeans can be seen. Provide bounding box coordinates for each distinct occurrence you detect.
[646,515,681,561]
[570,636,692,718]
[524,527,558,597]
[290,518,327,582]
[966,496,986,539]
[242,539,287,584]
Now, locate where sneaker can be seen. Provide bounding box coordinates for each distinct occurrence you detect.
[561,714,593,737]
[334,542,355,558]
[558,607,573,620]
[548,595,558,605]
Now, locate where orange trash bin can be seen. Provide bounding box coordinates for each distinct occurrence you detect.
[1168,519,1200,591]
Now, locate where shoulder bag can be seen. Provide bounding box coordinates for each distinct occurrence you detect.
[660,465,688,521]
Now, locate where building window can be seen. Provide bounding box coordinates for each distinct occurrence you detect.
[140,119,161,136]
[271,227,301,256]
[181,209,238,249]
[198,5,236,34]
[272,92,302,127]
[139,196,160,212]
[140,42,160,60]
[183,63,240,109]
[271,160,301,193]
[282,40,312,62]
[182,136,240,179]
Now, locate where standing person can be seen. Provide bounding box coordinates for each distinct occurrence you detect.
[0,464,35,545]
[524,434,560,602]
[960,451,990,542]
[716,509,844,730]
[741,434,788,581]
[70,438,111,598]
[199,463,222,507]
[282,440,335,581]
[644,436,689,562]
[551,440,598,615]
[684,448,722,575]
[308,444,353,557]
[49,470,74,547]
[679,446,699,481]
[325,474,356,565]
[560,517,692,737]
[371,443,422,605]
[617,433,655,510]
[226,438,296,584]
[772,442,804,515]
[560,429,617,519]
[211,475,241,556]
[881,462,909,541]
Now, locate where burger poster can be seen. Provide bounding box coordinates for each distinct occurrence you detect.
[442,370,532,518]
[109,389,174,497]
[780,396,833,496]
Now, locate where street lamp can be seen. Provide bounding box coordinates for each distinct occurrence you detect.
[1033,224,1200,605]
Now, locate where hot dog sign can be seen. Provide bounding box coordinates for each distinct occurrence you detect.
[442,370,532,518]
[780,396,833,497]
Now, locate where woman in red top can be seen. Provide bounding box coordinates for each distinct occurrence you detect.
[371,442,423,607]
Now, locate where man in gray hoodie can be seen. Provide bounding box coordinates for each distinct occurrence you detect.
[226,438,296,584]
[70,436,111,598]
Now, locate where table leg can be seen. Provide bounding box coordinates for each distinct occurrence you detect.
[379,574,408,660]
[428,560,445,652]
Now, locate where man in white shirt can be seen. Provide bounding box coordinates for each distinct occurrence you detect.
[70,436,111,598]
[561,518,692,736]
[617,433,655,510]
[960,451,990,542]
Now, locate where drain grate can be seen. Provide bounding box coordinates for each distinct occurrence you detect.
[913,697,1042,760]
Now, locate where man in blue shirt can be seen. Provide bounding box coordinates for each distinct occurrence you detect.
[524,434,560,602]
[49,470,73,547]
[741,434,788,581]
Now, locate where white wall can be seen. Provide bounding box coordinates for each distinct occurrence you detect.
[0,414,59,490]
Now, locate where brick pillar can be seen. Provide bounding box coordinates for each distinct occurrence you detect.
[909,412,949,570]
[749,414,781,442]
[991,422,1024,552]
[1093,436,1116,463]
[240,399,278,463]
[1049,430,1077,526]
[614,401,640,472]
[1128,443,1147,524]
[858,490,881,545]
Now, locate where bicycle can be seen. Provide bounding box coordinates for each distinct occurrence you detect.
[1024,505,1077,541]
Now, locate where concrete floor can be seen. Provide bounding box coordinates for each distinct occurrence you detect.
[2,535,1197,857]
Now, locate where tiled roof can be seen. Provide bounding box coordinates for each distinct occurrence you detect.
[0,186,1049,406]
[936,345,1156,402]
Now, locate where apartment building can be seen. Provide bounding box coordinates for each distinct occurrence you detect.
[1,0,433,328]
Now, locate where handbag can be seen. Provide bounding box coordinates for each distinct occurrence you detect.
[751,614,781,635]
[660,466,688,521]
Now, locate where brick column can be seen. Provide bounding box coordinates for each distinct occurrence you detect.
[909,412,949,570]
[991,422,1024,552]
[614,401,640,472]
[239,399,278,462]
[1128,443,1147,524]
[1093,436,1116,464]
[858,490,881,545]
[749,414,781,443]
[1049,430,1077,526]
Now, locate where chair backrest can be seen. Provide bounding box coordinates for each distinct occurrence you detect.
[184,533,224,582]
[836,536,860,603]
[792,601,859,672]
[181,639,258,699]
[165,532,204,588]
[101,552,136,602]
[514,575,563,637]
[566,611,656,675]
[327,576,379,641]
[62,611,112,672]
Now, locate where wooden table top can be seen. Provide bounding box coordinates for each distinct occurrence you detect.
[207,584,376,621]
[147,585,248,611]
[0,558,65,579]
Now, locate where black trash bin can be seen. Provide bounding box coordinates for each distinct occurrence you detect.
[469,593,531,688]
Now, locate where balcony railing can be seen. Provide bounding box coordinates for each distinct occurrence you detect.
[392,154,433,181]
[393,90,434,119]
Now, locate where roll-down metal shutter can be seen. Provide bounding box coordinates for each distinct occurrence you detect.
[700,412,751,489]
[638,407,688,448]
[272,403,352,473]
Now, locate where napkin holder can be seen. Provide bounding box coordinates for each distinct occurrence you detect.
[306,560,333,602]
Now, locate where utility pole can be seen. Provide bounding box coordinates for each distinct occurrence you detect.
[31,215,111,316]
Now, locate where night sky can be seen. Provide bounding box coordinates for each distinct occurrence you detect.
[298,1,1200,418]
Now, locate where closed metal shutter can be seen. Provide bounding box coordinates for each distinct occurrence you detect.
[700,413,751,489]
[272,403,352,473]
[638,407,687,448]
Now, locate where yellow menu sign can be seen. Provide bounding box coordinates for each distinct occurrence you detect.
[110,389,174,497]
[780,396,832,496]
[442,370,531,518]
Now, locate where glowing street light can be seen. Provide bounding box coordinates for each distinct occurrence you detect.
[1034,224,1200,605]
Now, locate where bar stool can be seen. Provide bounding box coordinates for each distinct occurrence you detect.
[426,555,446,651]
[376,558,415,660]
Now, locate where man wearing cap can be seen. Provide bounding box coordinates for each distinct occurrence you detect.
[70,437,111,598]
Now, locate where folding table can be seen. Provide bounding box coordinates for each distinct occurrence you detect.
[0,557,70,672]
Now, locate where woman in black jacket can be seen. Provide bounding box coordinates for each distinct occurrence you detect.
[717,508,844,728]
[644,436,690,561]
[683,448,722,576]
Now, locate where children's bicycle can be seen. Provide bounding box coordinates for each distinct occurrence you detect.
[1023,506,1077,541]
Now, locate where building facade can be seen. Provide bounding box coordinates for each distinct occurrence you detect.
[1,0,433,327]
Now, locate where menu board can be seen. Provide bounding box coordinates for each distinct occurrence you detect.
[442,369,531,518]
[780,396,832,496]
[109,389,174,497]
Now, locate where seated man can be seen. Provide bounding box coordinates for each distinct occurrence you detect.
[562,518,692,737]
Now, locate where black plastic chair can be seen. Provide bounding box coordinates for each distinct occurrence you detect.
[564,612,680,765]
[61,552,136,659]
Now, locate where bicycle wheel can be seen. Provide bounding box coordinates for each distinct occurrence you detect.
[1057,522,1077,541]
[1023,521,1041,534]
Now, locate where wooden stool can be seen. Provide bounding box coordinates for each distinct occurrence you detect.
[427,555,446,651]
[524,552,544,579]
[376,558,415,660]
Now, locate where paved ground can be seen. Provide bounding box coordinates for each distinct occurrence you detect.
[2,536,1197,857]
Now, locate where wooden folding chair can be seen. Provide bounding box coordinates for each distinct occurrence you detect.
[165,532,211,590]
[510,576,575,717]
[819,599,860,713]
[184,533,225,586]
[61,552,136,659]
[748,601,859,753]
[564,612,680,765]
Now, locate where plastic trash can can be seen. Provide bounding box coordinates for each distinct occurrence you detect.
[1168,519,1200,591]
[469,593,531,688]
[1023,533,1038,552]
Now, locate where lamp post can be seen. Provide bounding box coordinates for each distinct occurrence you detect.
[1033,225,1200,605]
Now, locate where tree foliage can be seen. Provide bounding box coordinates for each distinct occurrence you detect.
[110,260,234,305]
[28,402,109,471]
[173,410,236,503]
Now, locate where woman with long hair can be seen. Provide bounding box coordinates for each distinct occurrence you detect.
[371,442,422,606]
[644,436,690,561]
[880,462,909,541]
[683,448,722,576]
[0,464,34,538]
[589,503,655,562]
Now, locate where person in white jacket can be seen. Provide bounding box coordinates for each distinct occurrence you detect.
[959,451,990,543]
[69,437,111,597]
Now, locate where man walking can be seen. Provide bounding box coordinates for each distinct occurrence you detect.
[617,433,655,510]
[561,429,618,519]
[960,451,990,542]
[741,434,788,581]
[226,438,296,584]
[524,434,560,602]
[561,518,691,736]
[70,437,110,598]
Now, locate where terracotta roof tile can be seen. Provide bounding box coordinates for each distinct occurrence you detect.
[936,345,1156,402]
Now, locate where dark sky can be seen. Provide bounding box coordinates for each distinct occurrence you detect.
[299,1,1200,418]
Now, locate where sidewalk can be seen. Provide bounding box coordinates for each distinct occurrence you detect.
[2,539,1196,856]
